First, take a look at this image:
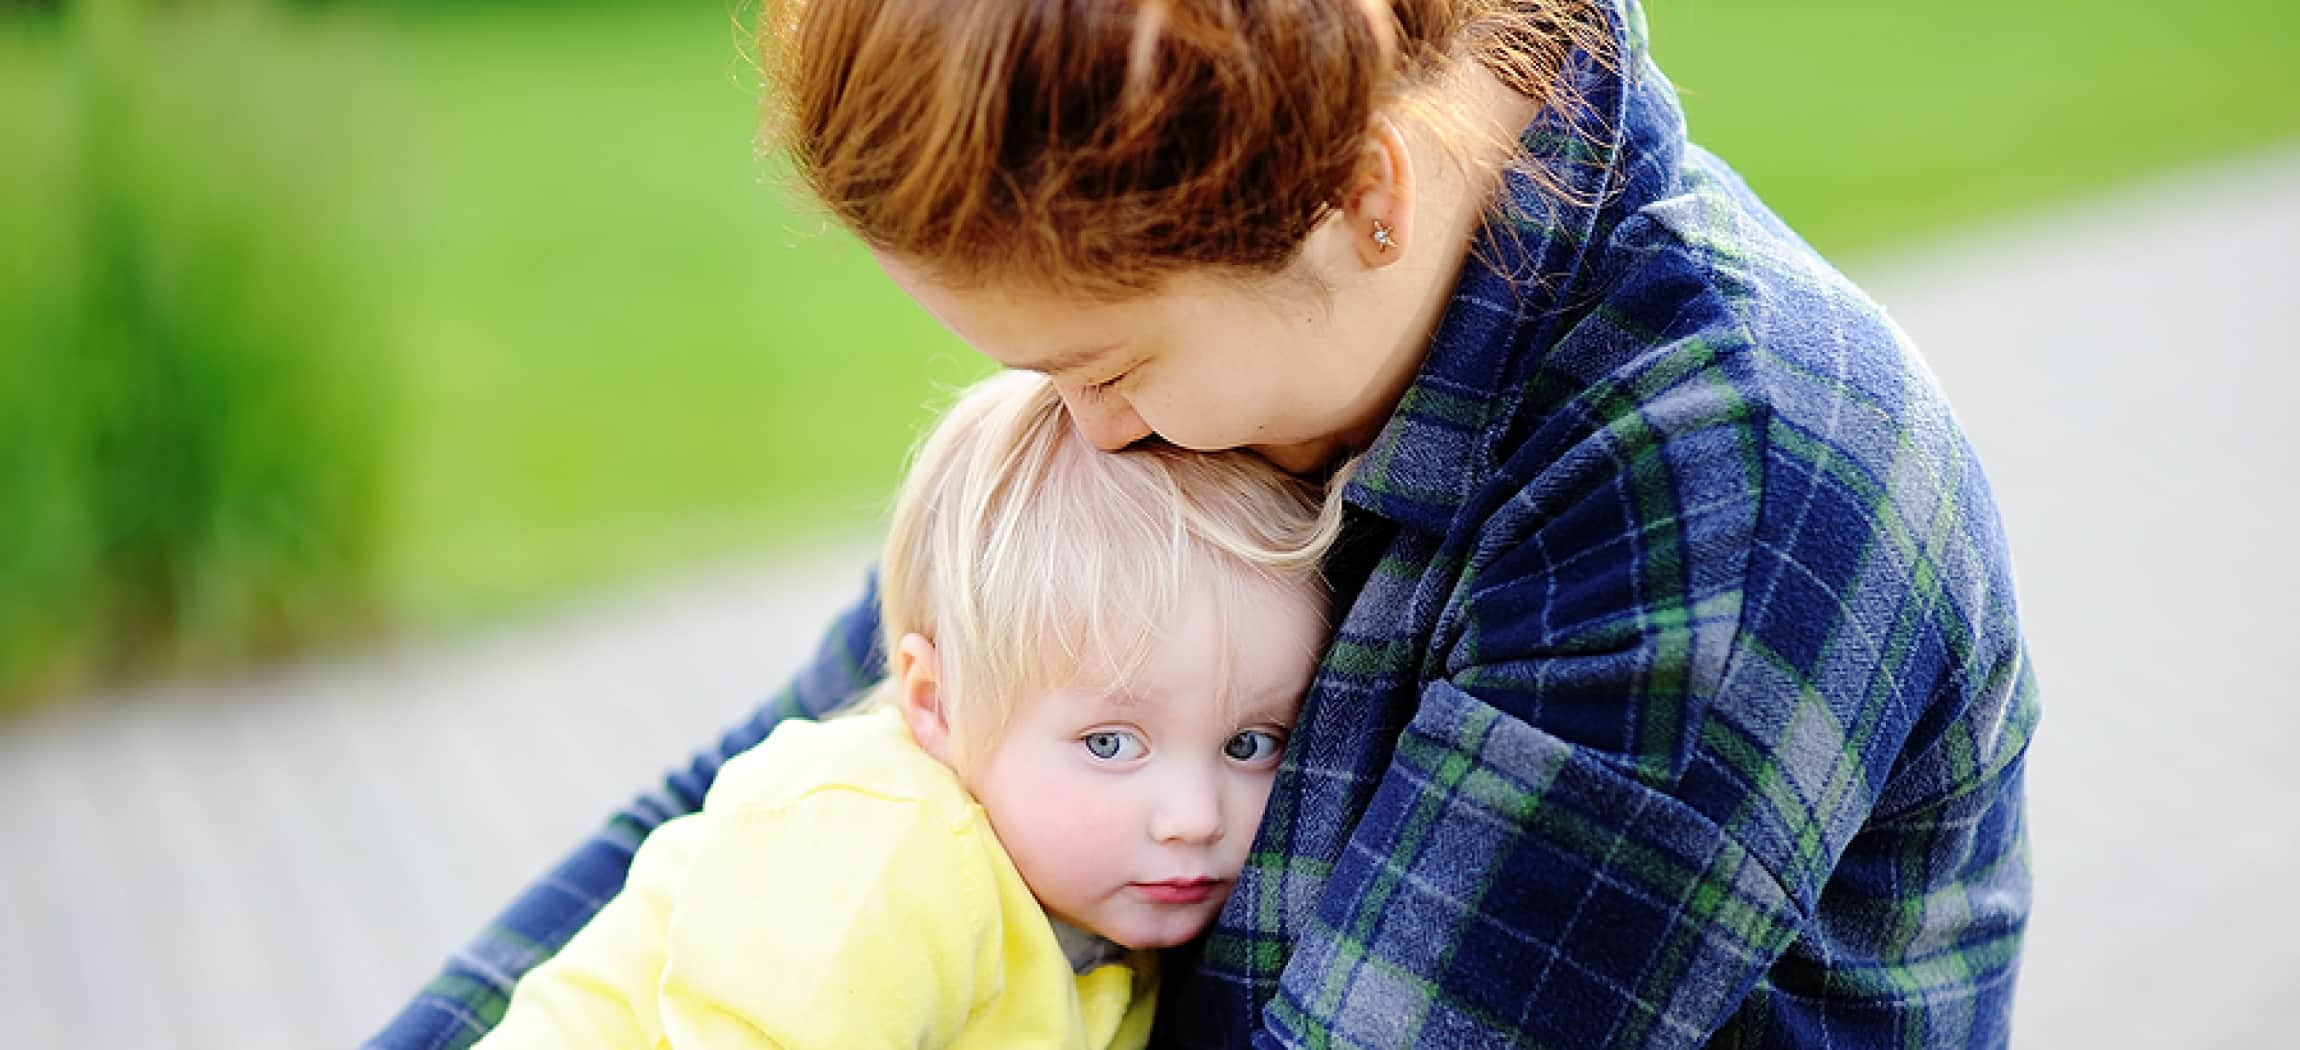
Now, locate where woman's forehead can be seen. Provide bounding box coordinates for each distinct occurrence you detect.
[875,250,1314,361]
[876,253,1145,367]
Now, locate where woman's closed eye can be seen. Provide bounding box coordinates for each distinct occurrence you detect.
[1080,366,1133,397]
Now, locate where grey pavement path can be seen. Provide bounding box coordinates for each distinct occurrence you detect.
[0,548,878,1050]
[2,146,2296,1049]
[1854,146,2300,1047]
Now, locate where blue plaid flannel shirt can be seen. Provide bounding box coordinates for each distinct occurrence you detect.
[370,1,2036,1045]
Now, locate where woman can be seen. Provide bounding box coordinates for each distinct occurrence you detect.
[375,0,2036,1046]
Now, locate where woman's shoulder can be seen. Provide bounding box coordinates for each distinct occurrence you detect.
[1598,144,1918,403]
[1458,135,2026,699]
[1458,132,2015,637]
[1505,140,1961,518]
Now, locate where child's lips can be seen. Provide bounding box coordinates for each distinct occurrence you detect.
[1130,878,1225,905]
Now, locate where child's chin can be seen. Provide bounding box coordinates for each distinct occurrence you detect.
[1104,916,1213,952]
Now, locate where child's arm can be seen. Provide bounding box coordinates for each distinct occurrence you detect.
[653,789,1004,1047]
[471,813,708,1050]
[480,777,1003,1049]
[367,572,885,1050]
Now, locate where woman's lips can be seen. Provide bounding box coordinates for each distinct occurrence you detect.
[1131,878,1225,905]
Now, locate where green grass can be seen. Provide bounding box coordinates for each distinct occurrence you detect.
[3,0,2296,663]
[317,4,987,623]
[1644,0,2300,256]
[2,4,394,705]
[3,2,985,636]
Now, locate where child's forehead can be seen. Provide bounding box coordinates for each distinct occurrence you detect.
[1025,654,1305,726]
[993,561,1324,724]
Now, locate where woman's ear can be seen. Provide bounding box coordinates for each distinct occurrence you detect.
[1343,116,1417,269]
[894,633,955,766]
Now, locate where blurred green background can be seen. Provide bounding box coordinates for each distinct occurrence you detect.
[3,0,2296,713]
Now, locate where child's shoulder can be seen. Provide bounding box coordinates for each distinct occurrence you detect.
[702,707,974,824]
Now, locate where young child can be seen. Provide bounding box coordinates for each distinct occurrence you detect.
[476,370,1341,1049]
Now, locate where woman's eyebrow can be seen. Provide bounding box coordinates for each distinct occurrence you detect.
[1031,343,1123,376]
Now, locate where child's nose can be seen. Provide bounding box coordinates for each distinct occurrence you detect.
[1149,780,1224,846]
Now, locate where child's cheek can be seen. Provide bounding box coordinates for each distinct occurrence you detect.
[1027,769,1123,848]
[1005,769,1128,890]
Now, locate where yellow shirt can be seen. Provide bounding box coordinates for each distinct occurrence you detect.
[478,709,1157,1050]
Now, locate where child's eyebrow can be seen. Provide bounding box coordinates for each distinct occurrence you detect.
[1228,692,1305,727]
[1079,683,1146,709]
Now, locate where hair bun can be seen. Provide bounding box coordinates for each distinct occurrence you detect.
[764,0,1605,294]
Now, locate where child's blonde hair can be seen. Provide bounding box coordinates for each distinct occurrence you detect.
[864,370,1344,768]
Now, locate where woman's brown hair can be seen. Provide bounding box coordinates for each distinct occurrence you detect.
[761,0,1610,297]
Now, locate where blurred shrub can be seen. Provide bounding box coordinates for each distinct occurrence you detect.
[0,3,388,713]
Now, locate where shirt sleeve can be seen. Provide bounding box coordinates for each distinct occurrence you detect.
[1253,348,2034,1047]
[363,569,888,1050]
[1262,682,1808,1049]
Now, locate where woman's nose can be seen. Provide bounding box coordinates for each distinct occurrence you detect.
[1057,386,1155,451]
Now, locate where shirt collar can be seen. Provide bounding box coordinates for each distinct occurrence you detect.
[1050,916,1133,975]
[1342,0,1686,535]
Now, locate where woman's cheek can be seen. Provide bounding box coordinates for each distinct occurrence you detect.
[1136,397,1249,454]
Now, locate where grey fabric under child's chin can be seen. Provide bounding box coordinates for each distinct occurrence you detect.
[1050,916,1133,974]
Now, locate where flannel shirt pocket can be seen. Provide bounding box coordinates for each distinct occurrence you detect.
[1266,682,1803,1049]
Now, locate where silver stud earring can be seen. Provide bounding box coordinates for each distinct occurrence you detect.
[1371,219,1396,253]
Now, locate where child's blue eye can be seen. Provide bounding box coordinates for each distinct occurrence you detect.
[1083,730,1145,761]
[1223,730,1285,763]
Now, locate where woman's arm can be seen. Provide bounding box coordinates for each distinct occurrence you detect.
[363,570,886,1050]
[1239,331,2036,1048]
[1256,680,2032,1049]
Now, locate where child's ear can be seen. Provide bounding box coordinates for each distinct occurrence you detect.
[894,633,955,766]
